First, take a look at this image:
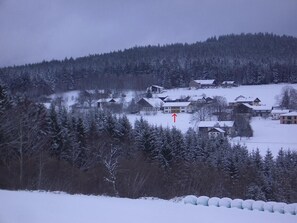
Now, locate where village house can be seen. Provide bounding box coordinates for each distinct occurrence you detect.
[234,103,271,117]
[189,79,216,89]
[97,98,121,109]
[221,81,237,88]
[147,85,164,94]
[229,95,261,107]
[208,128,225,139]
[252,105,272,117]
[188,95,207,104]
[137,98,164,112]
[271,109,290,120]
[280,111,297,124]
[198,121,235,137]
[163,102,192,113]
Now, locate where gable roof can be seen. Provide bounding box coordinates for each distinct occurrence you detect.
[141,98,164,108]
[280,111,297,117]
[97,98,121,103]
[271,109,290,114]
[233,96,261,103]
[198,121,234,128]
[188,95,205,102]
[151,85,164,89]
[208,127,225,133]
[193,79,215,85]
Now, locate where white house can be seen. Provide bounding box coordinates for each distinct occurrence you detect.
[163,102,192,113]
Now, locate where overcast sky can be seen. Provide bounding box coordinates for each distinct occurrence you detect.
[0,0,296,67]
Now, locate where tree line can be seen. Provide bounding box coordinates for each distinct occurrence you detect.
[1,33,297,99]
[0,85,296,202]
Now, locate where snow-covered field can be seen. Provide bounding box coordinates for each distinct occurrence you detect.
[0,190,296,223]
[231,117,297,156]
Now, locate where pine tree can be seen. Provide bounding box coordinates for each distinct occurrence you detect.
[262,150,276,201]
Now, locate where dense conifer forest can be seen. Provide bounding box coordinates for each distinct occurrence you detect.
[1,33,297,98]
[0,86,297,202]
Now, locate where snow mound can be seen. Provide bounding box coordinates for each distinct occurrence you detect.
[208,197,220,207]
[231,199,243,209]
[219,197,232,208]
[263,202,276,213]
[196,196,209,206]
[284,204,296,215]
[183,195,198,205]
[252,200,265,211]
[273,202,286,214]
[242,199,254,210]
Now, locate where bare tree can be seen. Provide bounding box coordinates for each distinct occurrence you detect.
[101,143,121,196]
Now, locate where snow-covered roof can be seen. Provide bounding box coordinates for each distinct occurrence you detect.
[280,111,297,117]
[222,81,235,84]
[193,79,215,85]
[241,103,271,111]
[198,121,234,128]
[208,127,225,133]
[97,98,121,103]
[235,96,260,103]
[142,98,164,108]
[188,95,205,101]
[163,102,191,107]
[251,106,272,111]
[271,109,290,114]
[151,85,164,89]
[164,96,188,101]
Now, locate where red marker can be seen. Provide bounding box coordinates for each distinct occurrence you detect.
[172,113,177,123]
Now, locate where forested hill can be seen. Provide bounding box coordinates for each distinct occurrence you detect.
[1,33,297,97]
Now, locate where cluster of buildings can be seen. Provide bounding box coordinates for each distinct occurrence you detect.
[136,94,214,114]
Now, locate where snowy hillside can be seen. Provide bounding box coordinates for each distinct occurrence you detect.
[158,83,297,107]
[0,190,296,223]
[47,84,297,156]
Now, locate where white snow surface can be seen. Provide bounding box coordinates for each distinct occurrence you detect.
[159,83,297,107]
[231,117,297,156]
[1,190,296,223]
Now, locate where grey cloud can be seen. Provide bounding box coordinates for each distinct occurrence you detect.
[0,0,296,67]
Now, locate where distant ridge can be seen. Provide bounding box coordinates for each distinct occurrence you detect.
[1,33,297,97]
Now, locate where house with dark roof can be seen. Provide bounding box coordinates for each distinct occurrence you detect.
[234,103,271,117]
[137,98,164,111]
[189,79,216,89]
[147,85,164,94]
[221,81,237,88]
[198,121,235,137]
[97,98,121,109]
[229,96,261,107]
[208,128,225,139]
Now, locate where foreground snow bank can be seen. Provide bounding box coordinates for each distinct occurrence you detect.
[1,190,296,223]
[183,195,296,215]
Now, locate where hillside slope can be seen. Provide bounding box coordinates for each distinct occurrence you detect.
[1,33,297,97]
